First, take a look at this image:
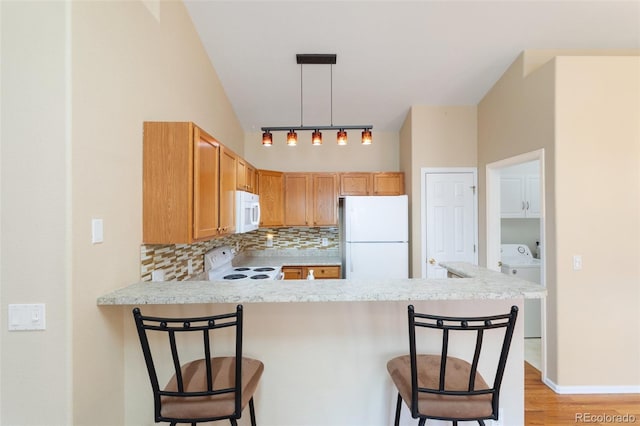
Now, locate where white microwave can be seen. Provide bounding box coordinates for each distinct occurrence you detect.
[236,191,260,233]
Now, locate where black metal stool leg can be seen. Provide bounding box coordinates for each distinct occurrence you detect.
[418,418,426,426]
[249,397,257,426]
[229,419,238,426]
[394,393,402,426]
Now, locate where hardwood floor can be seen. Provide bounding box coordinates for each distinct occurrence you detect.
[525,362,640,425]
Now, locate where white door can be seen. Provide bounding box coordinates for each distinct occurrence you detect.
[425,173,476,278]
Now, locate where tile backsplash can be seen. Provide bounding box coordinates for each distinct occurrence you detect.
[141,227,338,281]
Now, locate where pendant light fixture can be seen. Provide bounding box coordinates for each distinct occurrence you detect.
[261,54,372,146]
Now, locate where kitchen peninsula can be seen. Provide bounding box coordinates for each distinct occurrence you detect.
[99,263,545,426]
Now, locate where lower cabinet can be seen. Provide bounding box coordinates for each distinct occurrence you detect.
[282,265,341,280]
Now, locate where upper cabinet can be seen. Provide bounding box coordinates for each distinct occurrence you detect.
[372,172,405,195]
[257,169,284,227]
[237,157,258,193]
[339,173,371,196]
[219,145,237,235]
[338,172,405,196]
[312,173,339,226]
[284,173,310,226]
[501,174,540,218]
[143,122,221,244]
[284,173,338,226]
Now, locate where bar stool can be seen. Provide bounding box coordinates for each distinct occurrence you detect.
[133,305,263,425]
[387,305,518,426]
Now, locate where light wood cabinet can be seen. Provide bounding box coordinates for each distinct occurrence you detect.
[372,172,404,195]
[282,265,341,280]
[312,173,338,226]
[284,173,310,226]
[237,157,258,193]
[219,146,237,235]
[284,173,338,226]
[143,122,221,244]
[339,173,371,196]
[338,172,405,196]
[257,170,284,227]
[247,163,257,193]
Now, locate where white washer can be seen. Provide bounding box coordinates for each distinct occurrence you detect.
[501,244,541,338]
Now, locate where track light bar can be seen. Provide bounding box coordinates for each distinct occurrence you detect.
[261,125,372,132]
[296,54,337,65]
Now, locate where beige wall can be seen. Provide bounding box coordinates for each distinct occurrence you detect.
[2,1,245,424]
[401,106,477,277]
[554,56,640,386]
[1,2,71,424]
[478,50,640,387]
[243,130,400,172]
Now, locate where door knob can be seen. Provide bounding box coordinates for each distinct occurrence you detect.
[428,258,436,265]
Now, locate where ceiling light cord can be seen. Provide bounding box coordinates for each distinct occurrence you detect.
[300,64,304,127]
[330,63,333,127]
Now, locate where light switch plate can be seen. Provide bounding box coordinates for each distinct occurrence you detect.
[92,218,104,244]
[8,304,46,331]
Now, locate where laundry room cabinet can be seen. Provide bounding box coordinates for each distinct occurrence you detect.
[500,174,540,218]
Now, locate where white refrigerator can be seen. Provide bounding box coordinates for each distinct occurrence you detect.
[343,195,409,279]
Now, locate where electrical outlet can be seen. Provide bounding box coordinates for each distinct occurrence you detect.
[321,237,328,247]
[187,259,193,275]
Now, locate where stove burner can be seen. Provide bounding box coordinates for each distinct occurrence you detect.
[250,274,270,280]
[234,267,251,271]
[223,274,248,280]
[254,267,275,272]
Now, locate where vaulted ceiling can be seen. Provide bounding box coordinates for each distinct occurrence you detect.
[184,1,640,133]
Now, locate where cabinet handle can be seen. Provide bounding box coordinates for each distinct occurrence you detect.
[522,201,526,210]
[526,201,530,210]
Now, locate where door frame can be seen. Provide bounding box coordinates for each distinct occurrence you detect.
[421,167,478,278]
[486,148,546,376]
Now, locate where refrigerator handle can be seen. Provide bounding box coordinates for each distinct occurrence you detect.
[349,244,353,273]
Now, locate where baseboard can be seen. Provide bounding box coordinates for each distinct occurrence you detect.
[543,376,640,394]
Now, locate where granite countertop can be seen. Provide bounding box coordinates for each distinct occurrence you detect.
[97,261,546,306]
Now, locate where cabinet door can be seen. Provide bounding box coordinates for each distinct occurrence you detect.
[525,175,540,218]
[143,122,192,243]
[312,173,338,226]
[500,175,525,218]
[339,173,370,196]
[219,146,237,234]
[257,170,284,226]
[285,174,311,226]
[236,157,247,191]
[193,126,220,240]
[282,266,304,280]
[311,266,341,279]
[247,163,257,193]
[372,172,404,195]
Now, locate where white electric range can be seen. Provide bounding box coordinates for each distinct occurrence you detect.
[204,246,283,281]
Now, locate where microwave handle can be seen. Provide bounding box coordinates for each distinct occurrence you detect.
[252,202,261,226]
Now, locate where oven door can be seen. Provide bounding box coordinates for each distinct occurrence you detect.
[236,191,260,233]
